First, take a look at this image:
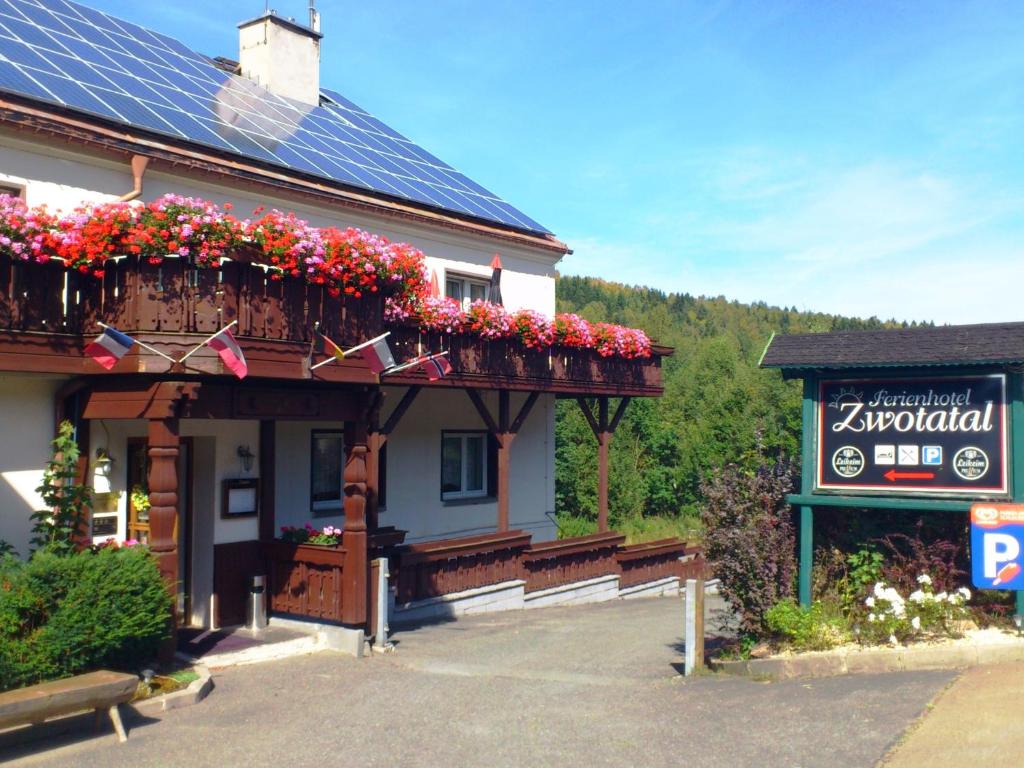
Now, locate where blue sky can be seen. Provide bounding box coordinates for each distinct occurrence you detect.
[85,0,1024,324]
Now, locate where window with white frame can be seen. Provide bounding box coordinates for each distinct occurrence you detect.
[445,273,488,310]
[310,430,344,514]
[441,431,488,500]
[0,182,23,199]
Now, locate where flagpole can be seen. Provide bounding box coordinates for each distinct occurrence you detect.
[310,331,391,371]
[177,320,238,363]
[97,322,177,363]
[383,349,449,376]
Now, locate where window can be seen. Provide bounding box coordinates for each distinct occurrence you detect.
[441,431,489,500]
[445,273,488,310]
[310,430,344,514]
[0,183,23,199]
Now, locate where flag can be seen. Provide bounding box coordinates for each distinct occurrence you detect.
[417,353,452,382]
[85,326,135,369]
[362,336,395,374]
[487,253,503,305]
[317,331,346,362]
[206,326,248,379]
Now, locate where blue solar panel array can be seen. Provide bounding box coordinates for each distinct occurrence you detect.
[0,0,550,234]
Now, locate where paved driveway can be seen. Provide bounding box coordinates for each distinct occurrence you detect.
[4,597,953,768]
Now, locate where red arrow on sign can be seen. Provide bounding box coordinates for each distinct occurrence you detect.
[884,469,935,482]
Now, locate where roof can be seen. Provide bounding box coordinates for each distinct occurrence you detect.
[0,0,552,237]
[760,322,1024,371]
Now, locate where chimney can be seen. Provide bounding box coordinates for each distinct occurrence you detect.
[238,4,322,105]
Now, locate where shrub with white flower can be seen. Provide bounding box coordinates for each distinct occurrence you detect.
[859,574,971,646]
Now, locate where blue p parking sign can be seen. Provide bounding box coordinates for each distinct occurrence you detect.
[970,504,1024,590]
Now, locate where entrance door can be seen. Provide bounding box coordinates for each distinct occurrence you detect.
[126,438,194,624]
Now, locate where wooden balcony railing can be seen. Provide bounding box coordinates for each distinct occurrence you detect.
[392,530,531,604]
[0,252,378,344]
[522,532,625,593]
[265,540,346,622]
[0,253,664,393]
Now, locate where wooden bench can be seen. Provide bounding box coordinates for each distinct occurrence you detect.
[0,670,138,743]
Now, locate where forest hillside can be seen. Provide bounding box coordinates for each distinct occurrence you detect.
[554,275,925,542]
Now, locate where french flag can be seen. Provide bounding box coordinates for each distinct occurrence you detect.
[362,336,396,374]
[85,326,135,370]
[206,326,248,379]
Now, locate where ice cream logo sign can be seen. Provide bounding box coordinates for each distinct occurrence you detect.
[970,504,1024,590]
[816,375,1008,494]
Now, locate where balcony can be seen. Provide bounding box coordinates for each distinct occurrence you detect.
[0,253,665,394]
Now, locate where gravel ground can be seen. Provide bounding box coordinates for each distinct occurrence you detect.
[3,596,954,768]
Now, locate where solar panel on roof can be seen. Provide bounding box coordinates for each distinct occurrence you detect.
[0,0,551,235]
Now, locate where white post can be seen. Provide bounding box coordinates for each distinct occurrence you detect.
[373,556,391,652]
[684,578,705,676]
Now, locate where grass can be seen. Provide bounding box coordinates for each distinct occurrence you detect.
[555,513,702,544]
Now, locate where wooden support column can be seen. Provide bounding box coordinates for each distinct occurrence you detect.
[366,386,420,530]
[342,418,369,627]
[577,397,631,532]
[258,420,276,543]
[465,388,539,533]
[147,418,180,593]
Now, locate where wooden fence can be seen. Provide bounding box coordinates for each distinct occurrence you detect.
[522,532,625,593]
[392,530,532,604]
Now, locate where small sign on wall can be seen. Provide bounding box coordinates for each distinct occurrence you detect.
[817,374,1008,495]
[222,478,259,518]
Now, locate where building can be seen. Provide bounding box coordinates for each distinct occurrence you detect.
[0,0,687,640]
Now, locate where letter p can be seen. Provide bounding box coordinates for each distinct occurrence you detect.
[983,533,1021,579]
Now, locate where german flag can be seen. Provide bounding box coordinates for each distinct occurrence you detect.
[317,331,346,362]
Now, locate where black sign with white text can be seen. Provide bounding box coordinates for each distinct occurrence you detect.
[817,375,1008,495]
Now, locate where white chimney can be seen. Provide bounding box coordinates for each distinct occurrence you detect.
[238,7,322,105]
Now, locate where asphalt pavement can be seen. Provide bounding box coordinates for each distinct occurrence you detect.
[3,596,955,768]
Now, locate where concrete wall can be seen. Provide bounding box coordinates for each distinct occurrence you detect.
[0,133,560,316]
[0,376,65,554]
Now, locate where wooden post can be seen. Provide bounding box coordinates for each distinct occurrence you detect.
[342,418,369,627]
[258,420,276,543]
[366,432,384,531]
[799,506,813,607]
[576,397,630,533]
[497,390,511,532]
[147,418,180,593]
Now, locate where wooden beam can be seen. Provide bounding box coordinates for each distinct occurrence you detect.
[498,390,510,433]
[608,397,632,434]
[576,397,600,437]
[382,386,421,435]
[509,391,540,435]
[598,397,609,432]
[465,388,499,434]
[497,435,511,533]
[258,420,276,543]
[597,431,609,532]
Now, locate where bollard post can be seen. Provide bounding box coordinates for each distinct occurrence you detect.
[684,578,705,675]
[373,557,391,652]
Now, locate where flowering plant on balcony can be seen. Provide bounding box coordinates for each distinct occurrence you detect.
[0,193,655,359]
[509,308,554,350]
[552,313,593,349]
[279,523,342,546]
[416,296,465,334]
[466,300,512,339]
[0,194,55,264]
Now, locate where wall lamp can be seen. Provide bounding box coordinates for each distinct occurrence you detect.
[237,445,255,473]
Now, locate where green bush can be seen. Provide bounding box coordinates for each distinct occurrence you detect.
[766,599,850,652]
[0,546,171,692]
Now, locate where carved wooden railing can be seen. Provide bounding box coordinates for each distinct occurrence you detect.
[0,253,665,391]
[392,530,531,604]
[265,540,346,622]
[0,252,380,345]
[522,532,625,593]
[616,538,701,588]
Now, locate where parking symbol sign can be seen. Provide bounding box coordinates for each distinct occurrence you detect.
[922,446,942,465]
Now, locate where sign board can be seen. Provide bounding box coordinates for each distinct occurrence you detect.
[971,503,1024,590]
[817,374,1007,495]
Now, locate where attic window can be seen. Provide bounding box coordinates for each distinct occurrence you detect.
[0,183,23,199]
